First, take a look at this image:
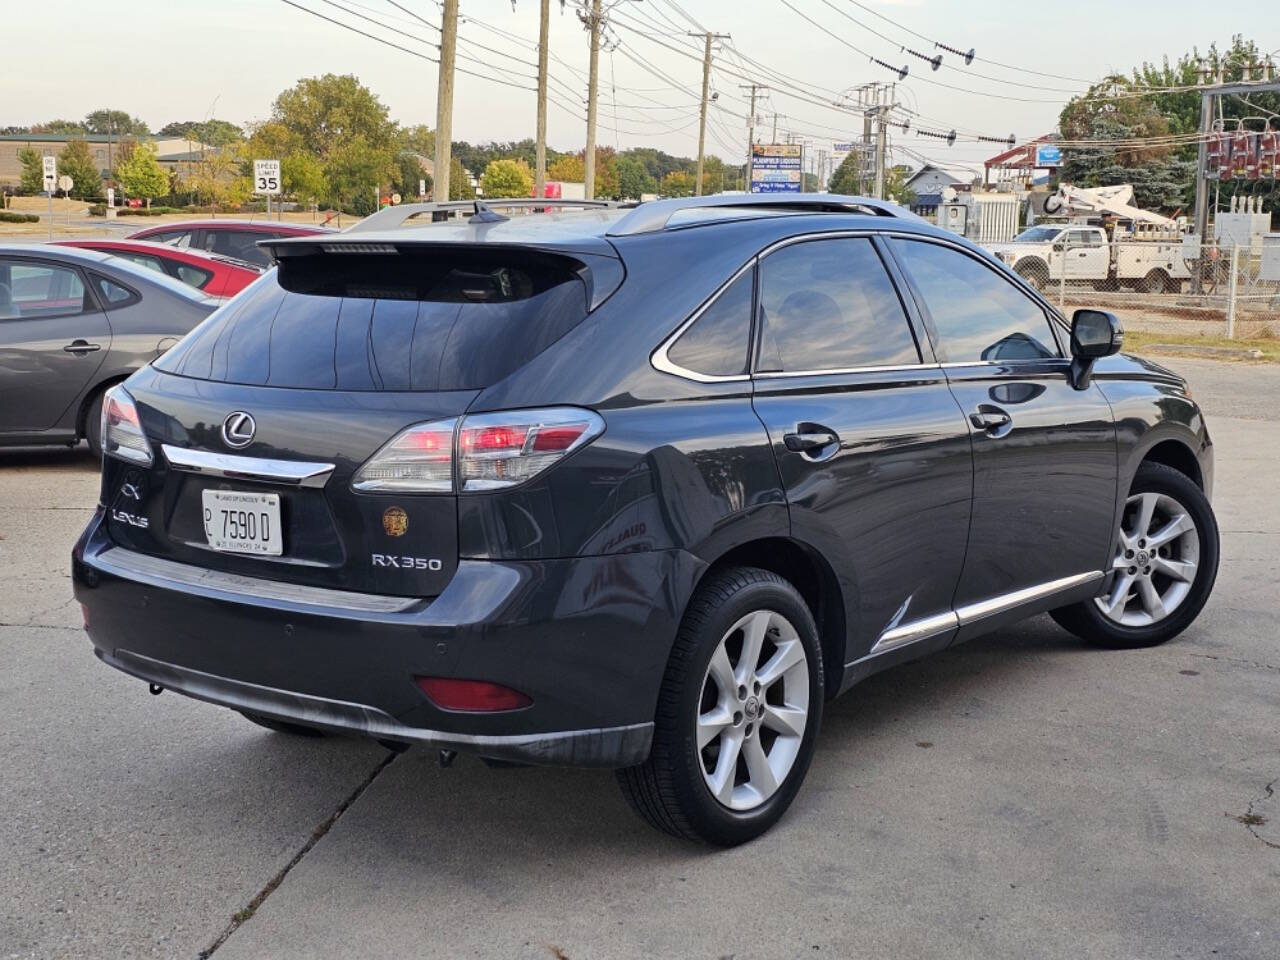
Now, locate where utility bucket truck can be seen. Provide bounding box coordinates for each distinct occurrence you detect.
[988,184,1191,293]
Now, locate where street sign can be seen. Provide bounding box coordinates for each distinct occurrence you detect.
[419,178,426,199]
[42,156,57,192]
[57,175,73,193]
[1035,144,1062,167]
[253,159,281,195]
[750,144,803,193]
[391,193,402,205]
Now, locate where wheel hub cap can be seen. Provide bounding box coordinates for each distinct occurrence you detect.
[696,609,810,811]
[1095,490,1200,627]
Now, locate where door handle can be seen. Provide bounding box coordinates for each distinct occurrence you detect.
[784,425,840,458]
[63,340,101,354]
[969,407,1012,433]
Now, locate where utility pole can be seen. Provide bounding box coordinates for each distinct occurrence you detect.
[434,0,459,202]
[771,113,778,143]
[690,31,730,197]
[740,83,766,193]
[583,0,603,199]
[535,0,550,198]
[874,113,888,199]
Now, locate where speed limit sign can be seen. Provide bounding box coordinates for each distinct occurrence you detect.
[253,159,281,195]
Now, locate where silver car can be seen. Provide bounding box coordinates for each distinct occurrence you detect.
[0,244,216,455]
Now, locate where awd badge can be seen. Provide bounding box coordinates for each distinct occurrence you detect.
[382,506,409,537]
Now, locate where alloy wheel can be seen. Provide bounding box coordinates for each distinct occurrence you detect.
[1095,491,1200,627]
[696,609,810,811]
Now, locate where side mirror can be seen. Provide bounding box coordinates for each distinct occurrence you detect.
[1069,309,1123,390]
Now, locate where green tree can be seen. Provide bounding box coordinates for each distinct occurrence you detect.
[325,136,396,213]
[448,157,472,200]
[271,74,397,159]
[57,140,103,199]
[84,109,149,136]
[31,119,87,135]
[659,170,695,197]
[827,151,866,195]
[480,158,534,198]
[114,142,170,205]
[158,119,243,146]
[400,124,434,158]
[548,153,584,182]
[283,153,328,205]
[17,147,44,193]
[392,151,429,199]
[616,155,656,200]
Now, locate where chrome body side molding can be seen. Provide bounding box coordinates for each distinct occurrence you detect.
[868,571,1105,658]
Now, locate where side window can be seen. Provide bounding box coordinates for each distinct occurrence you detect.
[0,261,88,319]
[174,264,214,289]
[144,230,192,248]
[757,237,919,373]
[666,269,753,377]
[92,274,137,308]
[892,239,1059,362]
[117,252,166,275]
[206,230,271,267]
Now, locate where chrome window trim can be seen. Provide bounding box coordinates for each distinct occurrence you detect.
[755,362,942,380]
[162,445,336,489]
[649,258,756,384]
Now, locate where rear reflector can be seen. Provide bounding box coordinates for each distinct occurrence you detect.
[414,676,532,712]
[351,407,604,494]
[101,385,154,466]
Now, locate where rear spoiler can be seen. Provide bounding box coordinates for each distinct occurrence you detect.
[258,239,625,312]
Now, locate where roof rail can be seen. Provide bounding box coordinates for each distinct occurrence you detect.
[604,193,915,237]
[345,198,623,233]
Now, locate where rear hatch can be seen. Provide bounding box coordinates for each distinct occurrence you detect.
[103,242,618,598]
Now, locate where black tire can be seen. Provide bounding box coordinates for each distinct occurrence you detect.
[239,711,328,737]
[1016,261,1049,292]
[84,390,105,458]
[616,567,824,846]
[1050,462,1219,648]
[1139,269,1170,294]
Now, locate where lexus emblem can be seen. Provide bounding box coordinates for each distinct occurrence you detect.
[221,411,256,449]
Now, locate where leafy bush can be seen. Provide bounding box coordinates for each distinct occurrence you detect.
[86,205,185,217]
[0,211,40,223]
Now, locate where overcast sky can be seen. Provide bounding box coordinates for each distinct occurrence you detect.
[4,0,1272,176]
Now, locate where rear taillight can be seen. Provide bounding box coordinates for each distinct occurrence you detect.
[414,676,532,712]
[457,408,603,491]
[101,385,153,466]
[351,407,603,494]
[351,419,456,492]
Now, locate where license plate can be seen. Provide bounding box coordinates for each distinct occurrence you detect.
[201,489,282,556]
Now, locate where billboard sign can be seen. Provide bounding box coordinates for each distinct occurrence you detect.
[1034,144,1062,168]
[751,143,803,193]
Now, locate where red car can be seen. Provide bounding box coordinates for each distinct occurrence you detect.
[53,239,264,299]
[126,220,332,269]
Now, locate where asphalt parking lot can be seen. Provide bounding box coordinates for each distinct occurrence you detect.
[2,356,1278,960]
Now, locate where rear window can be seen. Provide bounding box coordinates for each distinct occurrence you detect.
[154,252,590,391]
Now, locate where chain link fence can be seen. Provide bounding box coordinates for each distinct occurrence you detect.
[984,236,1280,340]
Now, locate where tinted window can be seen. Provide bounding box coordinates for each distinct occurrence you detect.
[155,257,589,391]
[93,275,135,306]
[175,264,214,289]
[117,252,166,275]
[143,229,192,248]
[893,239,1059,362]
[203,230,271,267]
[667,269,752,377]
[0,261,87,319]
[757,237,919,372]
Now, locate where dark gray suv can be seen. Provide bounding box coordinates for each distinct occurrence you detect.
[72,196,1219,845]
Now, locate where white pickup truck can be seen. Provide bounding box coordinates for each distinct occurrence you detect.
[988,224,1190,293]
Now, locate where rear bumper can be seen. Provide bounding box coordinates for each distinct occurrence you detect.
[74,509,703,767]
[98,647,653,766]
